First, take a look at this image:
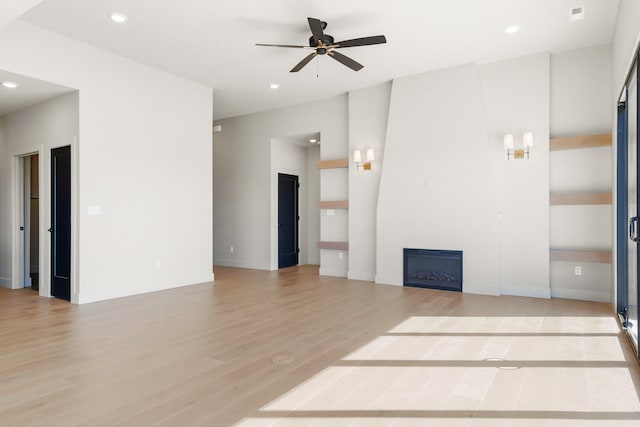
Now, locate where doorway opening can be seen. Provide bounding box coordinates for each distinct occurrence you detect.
[15,150,46,297]
[21,154,40,291]
[270,133,321,270]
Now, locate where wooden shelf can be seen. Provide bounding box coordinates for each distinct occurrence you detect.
[549,249,612,264]
[549,134,611,151]
[318,241,349,251]
[549,192,612,205]
[317,158,349,169]
[318,200,349,209]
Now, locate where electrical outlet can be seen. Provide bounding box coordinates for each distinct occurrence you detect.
[230,246,234,253]
[338,252,343,260]
[155,260,162,269]
[574,266,582,276]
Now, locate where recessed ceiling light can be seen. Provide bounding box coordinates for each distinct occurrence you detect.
[505,25,521,34]
[2,81,19,89]
[309,139,317,143]
[109,12,128,23]
[270,83,280,89]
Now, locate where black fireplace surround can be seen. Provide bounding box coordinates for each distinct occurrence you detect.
[403,248,463,292]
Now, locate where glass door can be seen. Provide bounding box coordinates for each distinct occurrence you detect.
[627,63,639,345]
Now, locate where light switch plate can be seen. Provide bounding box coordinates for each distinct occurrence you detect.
[326,209,335,216]
[87,206,101,215]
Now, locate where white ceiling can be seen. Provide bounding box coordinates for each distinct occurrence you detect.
[7,0,621,119]
[0,70,75,116]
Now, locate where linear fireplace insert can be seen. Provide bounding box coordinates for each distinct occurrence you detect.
[403,248,463,292]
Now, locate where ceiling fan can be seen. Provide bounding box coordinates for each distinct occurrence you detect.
[256,17,387,72]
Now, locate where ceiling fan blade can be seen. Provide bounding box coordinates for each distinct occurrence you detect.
[255,43,309,49]
[328,50,363,71]
[308,17,324,46]
[290,52,318,72]
[334,35,387,48]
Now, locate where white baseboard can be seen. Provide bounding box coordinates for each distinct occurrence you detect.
[348,271,375,282]
[78,275,214,305]
[463,283,500,296]
[213,258,271,271]
[319,267,347,278]
[502,284,551,299]
[0,276,11,289]
[374,274,402,286]
[551,288,611,303]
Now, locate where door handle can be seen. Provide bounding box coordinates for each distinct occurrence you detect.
[48,227,53,233]
[630,216,639,242]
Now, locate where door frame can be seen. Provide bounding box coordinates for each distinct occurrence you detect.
[617,94,629,317]
[12,147,47,296]
[616,48,640,359]
[11,140,78,302]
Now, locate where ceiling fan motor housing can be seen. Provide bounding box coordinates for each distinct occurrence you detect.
[309,34,334,53]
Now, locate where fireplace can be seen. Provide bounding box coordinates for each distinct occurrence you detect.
[403,248,463,292]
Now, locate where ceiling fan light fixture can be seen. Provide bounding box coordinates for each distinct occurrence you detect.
[2,81,19,88]
[109,12,128,23]
[269,83,280,89]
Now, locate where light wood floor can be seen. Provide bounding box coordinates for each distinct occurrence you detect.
[1,265,639,426]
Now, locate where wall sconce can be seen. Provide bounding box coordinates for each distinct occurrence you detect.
[354,148,374,171]
[504,132,534,160]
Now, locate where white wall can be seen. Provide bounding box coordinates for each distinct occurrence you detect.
[0,21,213,303]
[377,64,502,295]
[377,53,551,298]
[551,45,613,136]
[307,145,320,265]
[549,45,613,303]
[213,95,347,272]
[613,0,640,97]
[480,53,551,298]
[348,82,391,281]
[0,119,7,286]
[0,92,78,295]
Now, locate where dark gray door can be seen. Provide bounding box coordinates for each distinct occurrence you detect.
[51,146,71,301]
[278,173,299,268]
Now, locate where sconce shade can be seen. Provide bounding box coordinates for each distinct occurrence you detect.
[523,132,534,148]
[353,149,362,163]
[503,134,514,150]
[366,148,375,162]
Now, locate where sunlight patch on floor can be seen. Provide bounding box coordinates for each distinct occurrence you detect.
[233,315,640,426]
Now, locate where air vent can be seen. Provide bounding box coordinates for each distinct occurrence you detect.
[271,355,293,364]
[569,5,585,21]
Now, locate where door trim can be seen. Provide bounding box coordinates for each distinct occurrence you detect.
[11,138,78,302]
[12,147,47,296]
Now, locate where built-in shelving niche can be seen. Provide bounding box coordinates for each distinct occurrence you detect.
[317,159,349,252]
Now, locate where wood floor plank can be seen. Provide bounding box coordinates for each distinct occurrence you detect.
[0,265,638,427]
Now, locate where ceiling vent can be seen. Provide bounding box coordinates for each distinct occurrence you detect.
[569,6,585,21]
